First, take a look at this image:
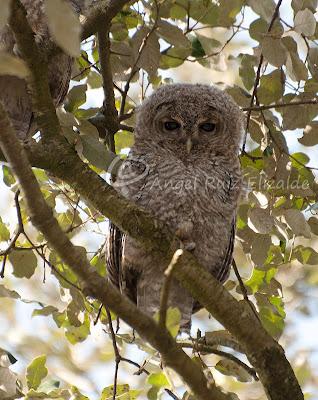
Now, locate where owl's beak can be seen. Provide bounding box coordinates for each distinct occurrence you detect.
[186,137,193,153]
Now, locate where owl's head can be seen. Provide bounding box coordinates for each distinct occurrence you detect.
[135,84,244,157]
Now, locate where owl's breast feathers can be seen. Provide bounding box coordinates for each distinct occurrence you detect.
[114,151,241,277]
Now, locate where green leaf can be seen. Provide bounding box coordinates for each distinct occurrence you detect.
[258,69,284,105]
[250,234,272,266]
[170,4,187,19]
[90,255,106,277]
[248,208,274,234]
[2,165,16,187]
[261,37,286,67]
[9,249,37,279]
[298,122,318,146]
[115,130,134,154]
[147,386,159,400]
[195,34,221,57]
[32,306,59,317]
[45,0,81,57]
[26,355,48,390]
[308,217,318,235]
[131,27,160,76]
[308,47,318,79]
[165,307,181,337]
[64,84,87,113]
[160,47,191,69]
[291,152,310,166]
[284,209,311,238]
[157,20,190,47]
[0,217,10,242]
[247,0,276,22]
[70,386,90,400]
[239,54,256,90]
[217,0,244,27]
[100,384,130,400]
[294,8,316,36]
[295,246,318,265]
[147,372,169,388]
[65,313,90,344]
[245,268,266,293]
[191,37,206,58]
[0,285,20,299]
[282,37,308,81]
[215,359,252,382]
[79,134,117,170]
[87,71,102,89]
[292,0,317,13]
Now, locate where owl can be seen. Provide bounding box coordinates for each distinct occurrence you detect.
[106,84,244,330]
[0,0,85,139]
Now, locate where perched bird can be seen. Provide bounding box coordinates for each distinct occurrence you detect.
[0,0,85,139]
[106,84,243,330]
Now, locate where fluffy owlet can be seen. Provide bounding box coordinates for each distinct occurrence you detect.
[107,84,243,330]
[0,0,85,139]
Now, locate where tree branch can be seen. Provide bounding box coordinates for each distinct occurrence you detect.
[242,98,318,112]
[0,103,232,400]
[179,340,258,381]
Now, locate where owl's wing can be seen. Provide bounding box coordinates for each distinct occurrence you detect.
[193,218,235,313]
[106,222,138,303]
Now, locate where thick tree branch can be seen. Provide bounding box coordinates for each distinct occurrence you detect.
[1,128,304,400]
[0,104,232,400]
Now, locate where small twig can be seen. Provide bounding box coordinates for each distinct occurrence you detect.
[232,260,260,323]
[1,190,24,250]
[180,340,258,381]
[119,0,160,118]
[105,308,181,400]
[119,124,134,132]
[119,110,135,122]
[0,254,7,278]
[105,307,121,400]
[242,98,318,112]
[97,26,119,151]
[94,303,104,325]
[159,249,184,329]
[242,0,283,153]
[258,103,318,171]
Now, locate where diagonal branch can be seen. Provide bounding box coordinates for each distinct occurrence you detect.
[0,104,232,400]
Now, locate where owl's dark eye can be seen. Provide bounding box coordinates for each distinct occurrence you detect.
[164,121,181,131]
[199,122,216,132]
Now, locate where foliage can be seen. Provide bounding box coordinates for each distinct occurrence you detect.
[0,0,318,399]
